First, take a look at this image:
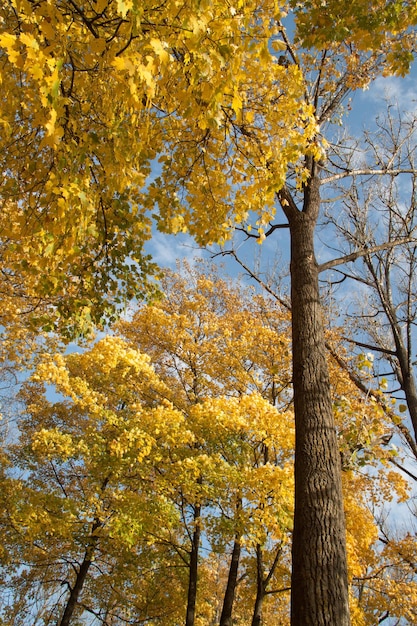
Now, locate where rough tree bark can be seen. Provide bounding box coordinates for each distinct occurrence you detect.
[280,168,351,626]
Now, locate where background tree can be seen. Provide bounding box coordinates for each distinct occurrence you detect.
[118,265,295,626]
[321,104,417,450]
[1,268,415,624]
[0,272,297,625]
[0,337,194,625]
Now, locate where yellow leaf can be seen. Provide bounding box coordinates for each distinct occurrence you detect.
[95,0,108,12]
[271,39,287,52]
[232,92,243,117]
[149,38,170,64]
[90,38,107,54]
[19,32,39,50]
[116,0,132,18]
[0,32,20,64]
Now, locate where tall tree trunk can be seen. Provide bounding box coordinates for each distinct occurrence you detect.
[185,503,201,626]
[281,173,350,626]
[251,544,265,626]
[59,520,101,626]
[219,535,241,626]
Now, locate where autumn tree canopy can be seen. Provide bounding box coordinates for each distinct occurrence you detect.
[0,0,415,335]
[0,269,414,625]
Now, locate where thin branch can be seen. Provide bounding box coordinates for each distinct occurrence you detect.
[215,249,290,310]
[318,237,415,273]
[389,457,417,482]
[342,337,397,356]
[327,268,375,288]
[379,533,417,575]
[266,586,291,595]
[378,611,391,624]
[235,222,289,241]
[322,168,417,185]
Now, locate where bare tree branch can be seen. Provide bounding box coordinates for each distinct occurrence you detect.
[318,237,416,273]
[389,457,417,483]
[342,336,397,356]
[235,222,289,240]
[214,248,290,310]
[322,168,416,184]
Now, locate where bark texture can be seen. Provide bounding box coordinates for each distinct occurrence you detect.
[282,175,351,626]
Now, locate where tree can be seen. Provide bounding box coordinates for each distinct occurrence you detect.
[320,104,417,447]
[118,265,295,625]
[1,0,412,337]
[0,271,297,624]
[1,267,415,624]
[200,18,416,624]
[149,11,416,624]
[316,104,417,625]
[115,266,417,625]
[0,0,315,335]
[1,2,417,623]
[1,336,195,625]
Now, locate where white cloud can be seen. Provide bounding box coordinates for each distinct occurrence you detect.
[359,73,417,115]
[147,230,205,269]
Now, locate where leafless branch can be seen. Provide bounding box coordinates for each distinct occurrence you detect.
[342,336,397,356]
[322,168,416,185]
[318,237,416,273]
[215,249,290,310]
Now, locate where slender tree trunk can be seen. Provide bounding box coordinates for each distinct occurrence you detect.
[400,369,417,442]
[185,503,201,626]
[365,255,417,443]
[251,544,265,626]
[60,477,109,626]
[251,542,283,626]
[388,327,417,442]
[219,535,241,626]
[282,173,350,626]
[59,522,100,626]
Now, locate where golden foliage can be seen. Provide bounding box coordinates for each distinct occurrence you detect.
[1,267,415,622]
[0,1,415,334]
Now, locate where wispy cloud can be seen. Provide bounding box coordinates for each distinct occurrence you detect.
[359,73,417,114]
[147,231,205,269]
